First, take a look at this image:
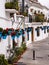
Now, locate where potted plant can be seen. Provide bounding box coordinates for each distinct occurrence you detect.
[15,29,20,38]
[21,42,27,51]
[11,32,16,40]
[8,28,14,35]
[15,29,19,33]
[16,33,20,38]
[0,54,8,65]
[21,29,25,36]
[2,30,7,39]
[27,27,32,32]
[40,26,44,30]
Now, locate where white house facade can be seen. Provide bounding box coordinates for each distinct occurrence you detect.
[0,0,49,59]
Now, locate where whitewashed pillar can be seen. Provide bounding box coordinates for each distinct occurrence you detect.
[14,13,17,22]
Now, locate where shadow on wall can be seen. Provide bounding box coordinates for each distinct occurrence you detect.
[17,62,26,65]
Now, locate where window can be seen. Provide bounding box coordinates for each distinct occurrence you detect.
[44,29,46,33]
[38,11,40,14]
[41,12,43,14]
[37,30,40,36]
[29,14,32,23]
[44,26,46,33]
[30,9,33,12]
[34,10,36,14]
[22,30,25,42]
[27,32,29,40]
[36,27,40,36]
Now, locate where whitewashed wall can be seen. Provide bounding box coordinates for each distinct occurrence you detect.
[0,36,11,59]
[25,22,48,45]
[28,6,43,15]
[43,8,48,20]
[5,12,11,20]
[0,0,49,58]
[34,25,48,42]
[0,0,6,18]
[28,6,49,20]
[0,18,12,29]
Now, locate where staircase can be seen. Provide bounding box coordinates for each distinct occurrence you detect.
[12,15,25,29]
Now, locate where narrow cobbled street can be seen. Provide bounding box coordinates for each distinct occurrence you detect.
[17,35,49,65]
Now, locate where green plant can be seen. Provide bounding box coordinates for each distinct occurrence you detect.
[15,47,21,56]
[15,1,19,10]
[0,54,8,65]
[19,47,24,54]
[2,30,7,35]
[11,55,18,63]
[5,2,14,9]
[23,12,28,16]
[0,28,3,32]
[5,1,19,10]
[21,42,27,50]
[35,14,45,22]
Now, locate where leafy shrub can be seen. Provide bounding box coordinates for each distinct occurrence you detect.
[5,1,19,10]
[21,42,27,50]
[0,28,3,32]
[15,1,19,10]
[15,47,22,56]
[35,14,45,22]
[5,2,14,9]
[2,30,7,35]
[8,43,27,64]
[11,55,18,63]
[23,12,28,16]
[0,54,8,65]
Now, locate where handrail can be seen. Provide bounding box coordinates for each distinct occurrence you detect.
[0,16,10,21]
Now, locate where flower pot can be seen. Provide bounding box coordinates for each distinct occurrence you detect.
[8,30,12,35]
[0,32,2,38]
[28,27,32,32]
[2,35,7,39]
[22,34,25,36]
[16,34,20,38]
[11,36,15,40]
[41,28,44,30]
[47,26,49,30]
[40,27,43,30]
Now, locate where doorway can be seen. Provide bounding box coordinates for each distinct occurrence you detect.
[31,27,34,41]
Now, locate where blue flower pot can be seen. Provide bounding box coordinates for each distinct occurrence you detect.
[8,31,12,35]
[35,29,38,31]
[22,34,24,36]
[2,35,7,39]
[25,28,27,31]
[11,36,15,40]
[19,30,22,35]
[28,27,32,32]
[40,27,43,30]
[43,26,47,30]
[47,26,49,30]
[27,32,29,34]
[16,34,20,38]
[0,32,2,38]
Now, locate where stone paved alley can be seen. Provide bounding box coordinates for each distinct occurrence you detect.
[17,35,49,65]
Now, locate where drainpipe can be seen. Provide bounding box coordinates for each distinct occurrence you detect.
[22,0,24,14]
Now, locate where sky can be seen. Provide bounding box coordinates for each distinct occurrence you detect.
[38,0,49,8]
